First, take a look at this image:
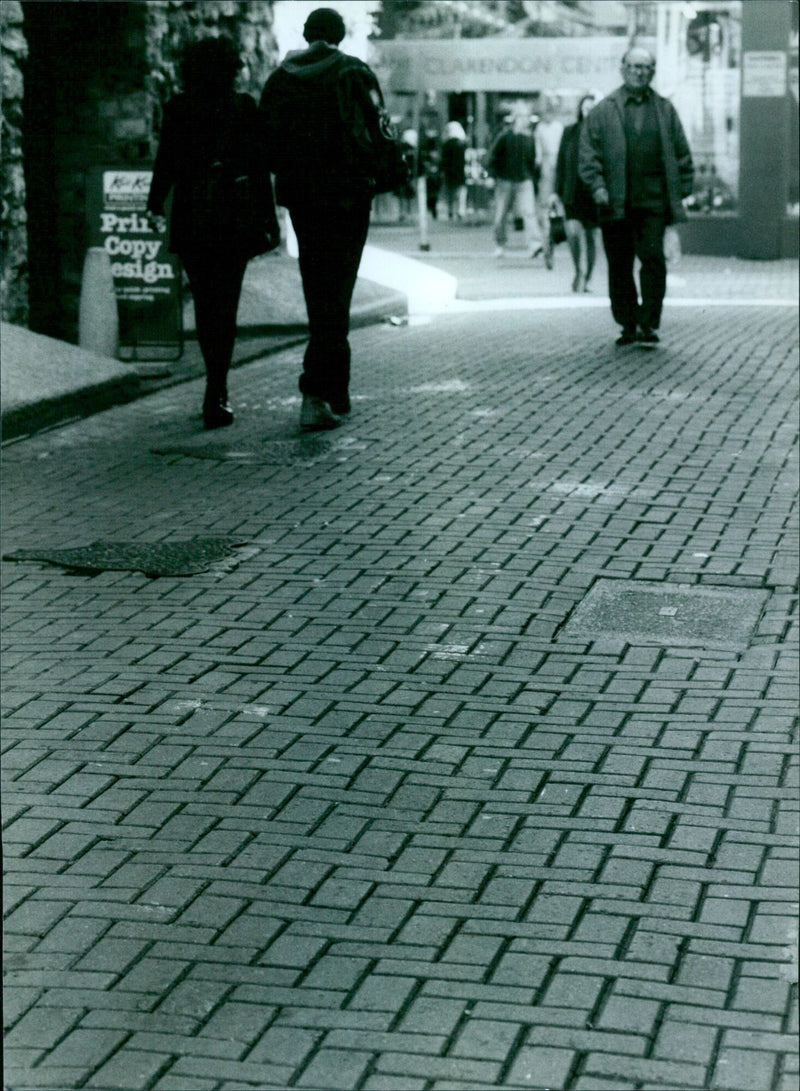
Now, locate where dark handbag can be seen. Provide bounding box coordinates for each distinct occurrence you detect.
[230,172,280,257]
[548,209,567,246]
[186,162,279,257]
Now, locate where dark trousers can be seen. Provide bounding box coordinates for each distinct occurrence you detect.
[601,211,667,331]
[182,248,248,399]
[289,198,371,407]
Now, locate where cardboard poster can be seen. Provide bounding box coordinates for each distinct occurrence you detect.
[742,51,787,97]
[87,169,182,360]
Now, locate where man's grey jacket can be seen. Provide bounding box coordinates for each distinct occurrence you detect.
[578,87,694,224]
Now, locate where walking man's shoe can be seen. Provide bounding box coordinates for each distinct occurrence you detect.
[300,395,341,431]
[615,327,638,346]
[328,394,351,416]
[637,326,660,346]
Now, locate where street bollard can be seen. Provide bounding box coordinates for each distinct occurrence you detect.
[417,176,430,251]
[78,246,119,358]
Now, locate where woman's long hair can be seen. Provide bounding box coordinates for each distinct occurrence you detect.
[576,93,598,123]
[180,36,240,100]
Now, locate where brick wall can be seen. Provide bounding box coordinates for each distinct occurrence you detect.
[1,1,28,325]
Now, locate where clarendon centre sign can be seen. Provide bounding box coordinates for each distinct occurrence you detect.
[371,36,635,95]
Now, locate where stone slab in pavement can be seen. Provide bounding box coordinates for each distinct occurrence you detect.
[1,288,798,1091]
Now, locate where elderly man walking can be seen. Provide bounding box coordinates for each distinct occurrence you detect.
[579,46,693,346]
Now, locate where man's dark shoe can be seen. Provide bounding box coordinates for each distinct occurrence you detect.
[329,395,351,416]
[615,328,638,346]
[300,395,341,431]
[637,326,660,345]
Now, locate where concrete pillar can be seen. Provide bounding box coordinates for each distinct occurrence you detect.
[738,0,793,258]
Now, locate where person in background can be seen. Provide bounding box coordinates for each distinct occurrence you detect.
[534,99,563,265]
[147,37,275,429]
[487,112,543,259]
[441,120,468,221]
[395,128,418,222]
[259,7,386,430]
[553,92,599,293]
[579,45,693,346]
[419,126,442,220]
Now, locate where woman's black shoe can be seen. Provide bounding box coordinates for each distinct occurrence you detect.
[203,398,234,430]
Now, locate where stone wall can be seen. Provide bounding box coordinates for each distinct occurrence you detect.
[145,0,277,121]
[1,1,28,325]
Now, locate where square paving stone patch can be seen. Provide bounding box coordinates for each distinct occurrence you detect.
[560,579,769,650]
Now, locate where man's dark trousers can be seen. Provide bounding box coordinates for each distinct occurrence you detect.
[601,210,667,332]
[289,197,371,410]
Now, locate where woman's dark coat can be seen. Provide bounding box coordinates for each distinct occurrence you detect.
[554,121,597,225]
[441,138,466,189]
[147,91,274,255]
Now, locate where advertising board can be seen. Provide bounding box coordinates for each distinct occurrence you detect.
[87,169,182,360]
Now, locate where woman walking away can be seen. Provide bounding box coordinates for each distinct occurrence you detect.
[147,37,278,429]
[441,121,468,221]
[553,93,598,293]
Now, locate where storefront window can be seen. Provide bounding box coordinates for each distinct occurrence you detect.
[788,0,799,216]
[376,0,800,229]
[658,3,741,215]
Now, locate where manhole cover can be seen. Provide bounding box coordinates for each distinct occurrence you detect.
[153,435,336,464]
[560,579,768,649]
[3,537,249,577]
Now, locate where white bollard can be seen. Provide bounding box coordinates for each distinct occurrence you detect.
[78,246,119,358]
[417,176,430,251]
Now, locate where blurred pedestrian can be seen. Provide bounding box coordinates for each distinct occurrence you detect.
[487,113,543,259]
[553,93,599,292]
[259,6,388,429]
[534,99,563,258]
[579,46,693,346]
[420,128,442,220]
[396,129,418,222]
[441,120,468,221]
[147,37,278,429]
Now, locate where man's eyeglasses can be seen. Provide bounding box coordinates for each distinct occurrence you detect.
[625,64,654,71]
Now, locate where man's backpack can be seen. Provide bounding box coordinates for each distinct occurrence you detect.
[338,66,412,196]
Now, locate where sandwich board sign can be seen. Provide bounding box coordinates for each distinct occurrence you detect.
[87,169,182,360]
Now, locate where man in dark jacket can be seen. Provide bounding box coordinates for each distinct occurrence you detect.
[260,7,384,429]
[579,46,693,345]
[487,113,544,260]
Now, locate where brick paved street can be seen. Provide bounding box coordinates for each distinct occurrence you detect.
[2,249,798,1090]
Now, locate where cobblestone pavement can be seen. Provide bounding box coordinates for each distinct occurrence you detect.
[2,284,799,1090]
